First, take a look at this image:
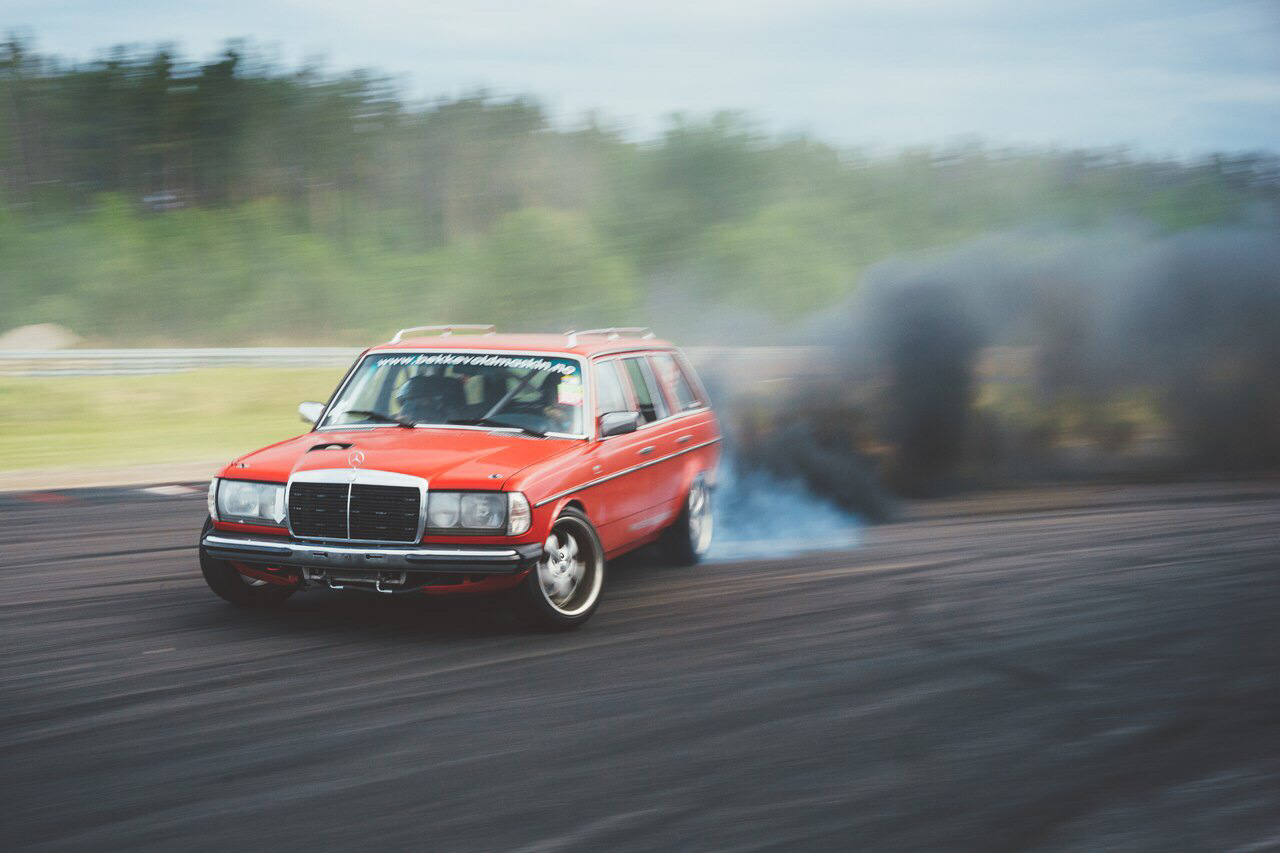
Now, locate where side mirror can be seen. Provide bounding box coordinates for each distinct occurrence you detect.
[298,401,325,425]
[599,411,641,438]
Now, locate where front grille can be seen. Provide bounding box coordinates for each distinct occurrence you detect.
[288,483,348,539]
[288,481,421,543]
[349,484,421,542]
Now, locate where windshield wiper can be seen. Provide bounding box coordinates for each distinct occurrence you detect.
[447,417,545,437]
[343,409,417,428]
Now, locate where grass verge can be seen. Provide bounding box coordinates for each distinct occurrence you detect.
[0,367,347,472]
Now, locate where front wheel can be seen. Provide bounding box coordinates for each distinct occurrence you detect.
[661,478,713,566]
[199,518,296,607]
[510,508,605,630]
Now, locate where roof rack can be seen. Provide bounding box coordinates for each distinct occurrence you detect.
[564,327,656,347]
[390,324,496,343]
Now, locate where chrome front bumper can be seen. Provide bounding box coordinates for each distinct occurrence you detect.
[201,532,543,574]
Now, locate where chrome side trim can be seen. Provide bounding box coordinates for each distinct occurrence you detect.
[533,437,722,508]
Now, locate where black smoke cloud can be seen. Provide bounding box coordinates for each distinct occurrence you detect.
[716,223,1280,509]
[1125,228,1280,468]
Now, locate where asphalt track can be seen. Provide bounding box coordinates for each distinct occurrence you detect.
[3,481,1279,851]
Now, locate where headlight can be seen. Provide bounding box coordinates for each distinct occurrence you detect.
[426,492,529,535]
[461,493,505,529]
[215,479,286,525]
[426,492,461,529]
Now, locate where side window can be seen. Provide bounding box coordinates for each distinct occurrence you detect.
[651,353,702,413]
[594,360,630,416]
[621,357,669,423]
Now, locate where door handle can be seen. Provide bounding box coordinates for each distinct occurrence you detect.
[676,435,693,444]
[639,446,656,455]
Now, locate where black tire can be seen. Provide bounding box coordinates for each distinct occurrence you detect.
[510,507,605,630]
[199,518,296,608]
[661,477,714,566]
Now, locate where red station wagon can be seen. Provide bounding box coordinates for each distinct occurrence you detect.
[199,326,720,629]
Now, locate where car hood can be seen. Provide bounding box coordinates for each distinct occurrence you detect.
[224,427,579,490]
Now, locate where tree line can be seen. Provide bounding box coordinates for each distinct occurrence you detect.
[2,37,1277,343]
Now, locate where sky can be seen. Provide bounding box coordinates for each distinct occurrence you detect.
[7,0,1279,155]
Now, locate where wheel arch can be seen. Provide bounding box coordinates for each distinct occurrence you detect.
[536,495,593,534]
[676,458,713,506]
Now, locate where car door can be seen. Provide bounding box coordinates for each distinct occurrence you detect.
[646,351,719,512]
[614,354,678,523]
[586,357,659,554]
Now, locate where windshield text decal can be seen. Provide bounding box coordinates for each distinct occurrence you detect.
[372,353,578,375]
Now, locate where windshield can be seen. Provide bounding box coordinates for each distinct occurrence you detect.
[321,351,586,436]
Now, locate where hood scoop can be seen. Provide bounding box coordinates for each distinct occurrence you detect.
[309,441,353,452]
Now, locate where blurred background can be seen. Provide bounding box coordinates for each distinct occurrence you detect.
[0,3,1277,491]
[5,5,1280,850]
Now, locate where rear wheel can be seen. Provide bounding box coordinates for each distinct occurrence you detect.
[199,518,296,607]
[510,508,605,630]
[661,478,713,566]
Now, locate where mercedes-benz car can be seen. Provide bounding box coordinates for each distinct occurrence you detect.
[199,326,720,629]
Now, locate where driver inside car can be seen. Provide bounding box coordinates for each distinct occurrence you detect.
[395,372,466,424]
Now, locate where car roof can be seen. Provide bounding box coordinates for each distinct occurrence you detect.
[369,333,676,359]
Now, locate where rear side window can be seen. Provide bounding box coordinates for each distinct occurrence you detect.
[651,353,702,413]
[621,357,669,423]
[594,360,630,416]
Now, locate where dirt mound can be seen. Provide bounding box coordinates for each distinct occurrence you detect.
[0,323,81,350]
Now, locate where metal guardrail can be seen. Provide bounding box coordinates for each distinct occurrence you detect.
[0,347,1036,401]
[0,348,364,376]
[0,346,818,377]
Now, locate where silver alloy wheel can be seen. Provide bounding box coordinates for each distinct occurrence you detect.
[537,516,603,616]
[688,480,713,556]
